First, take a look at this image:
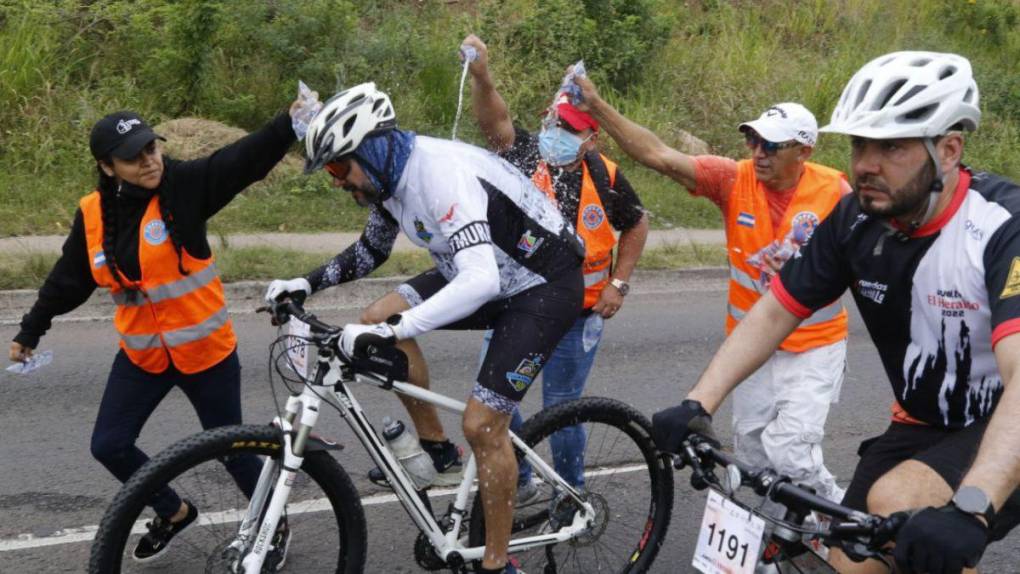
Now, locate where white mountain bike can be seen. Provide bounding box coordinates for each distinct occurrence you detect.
[89,297,674,573]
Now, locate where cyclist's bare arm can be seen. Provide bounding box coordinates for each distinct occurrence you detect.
[464,34,515,153]
[958,332,1020,513]
[576,75,698,191]
[687,291,801,413]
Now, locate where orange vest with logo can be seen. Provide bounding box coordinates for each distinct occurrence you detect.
[80,191,236,374]
[532,154,618,308]
[725,160,848,352]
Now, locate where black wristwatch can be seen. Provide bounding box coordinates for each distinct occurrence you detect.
[951,486,996,527]
[610,278,630,296]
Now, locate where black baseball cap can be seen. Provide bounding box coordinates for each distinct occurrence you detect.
[89,111,166,161]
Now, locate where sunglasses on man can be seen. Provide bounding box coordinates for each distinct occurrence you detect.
[325,159,352,180]
[744,132,800,156]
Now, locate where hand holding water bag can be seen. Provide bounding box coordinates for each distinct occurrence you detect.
[459,45,478,63]
[7,349,53,375]
[558,60,586,105]
[291,80,323,141]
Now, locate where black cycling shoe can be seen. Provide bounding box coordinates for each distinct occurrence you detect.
[368,441,464,487]
[132,499,199,562]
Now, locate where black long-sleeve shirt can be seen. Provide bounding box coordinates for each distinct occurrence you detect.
[15,113,296,349]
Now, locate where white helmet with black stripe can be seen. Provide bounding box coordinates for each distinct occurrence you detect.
[304,82,396,174]
[821,51,980,139]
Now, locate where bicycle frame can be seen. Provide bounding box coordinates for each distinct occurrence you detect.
[238,340,596,572]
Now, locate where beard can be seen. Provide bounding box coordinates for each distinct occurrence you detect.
[347,180,383,207]
[853,160,936,219]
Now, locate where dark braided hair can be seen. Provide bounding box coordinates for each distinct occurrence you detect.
[96,162,134,293]
[95,157,190,296]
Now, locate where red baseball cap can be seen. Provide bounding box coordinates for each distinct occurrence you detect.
[555,101,599,132]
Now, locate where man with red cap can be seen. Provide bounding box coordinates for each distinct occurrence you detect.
[462,34,649,505]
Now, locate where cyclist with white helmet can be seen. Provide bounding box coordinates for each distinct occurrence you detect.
[266,83,584,574]
[651,51,1020,573]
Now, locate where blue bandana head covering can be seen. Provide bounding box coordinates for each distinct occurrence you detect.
[353,128,416,201]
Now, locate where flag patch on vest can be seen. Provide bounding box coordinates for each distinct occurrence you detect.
[517,230,545,257]
[413,218,433,243]
[582,204,606,230]
[143,219,168,246]
[737,212,755,227]
[93,251,106,268]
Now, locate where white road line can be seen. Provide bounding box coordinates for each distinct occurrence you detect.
[0,463,646,552]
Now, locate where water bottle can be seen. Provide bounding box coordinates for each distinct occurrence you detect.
[582,313,603,353]
[291,80,323,141]
[6,350,53,375]
[381,416,437,489]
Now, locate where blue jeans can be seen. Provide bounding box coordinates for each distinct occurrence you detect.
[90,349,262,518]
[481,313,603,488]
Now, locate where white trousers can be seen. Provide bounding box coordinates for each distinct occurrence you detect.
[731,338,847,502]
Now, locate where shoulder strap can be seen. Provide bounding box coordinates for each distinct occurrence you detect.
[583,151,615,200]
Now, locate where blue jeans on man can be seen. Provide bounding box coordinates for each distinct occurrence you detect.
[482,313,603,488]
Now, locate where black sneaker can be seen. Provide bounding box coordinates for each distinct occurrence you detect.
[132,499,199,562]
[263,519,291,572]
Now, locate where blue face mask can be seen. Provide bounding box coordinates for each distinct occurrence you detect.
[538,126,590,167]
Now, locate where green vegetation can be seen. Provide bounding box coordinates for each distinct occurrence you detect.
[0,244,727,290]
[3,0,1019,236]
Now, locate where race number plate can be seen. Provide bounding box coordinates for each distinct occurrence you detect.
[692,489,766,574]
[287,316,311,378]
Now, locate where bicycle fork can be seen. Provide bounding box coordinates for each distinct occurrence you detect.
[238,381,324,572]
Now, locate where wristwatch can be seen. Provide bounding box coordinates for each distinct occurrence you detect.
[951,486,996,527]
[610,277,630,296]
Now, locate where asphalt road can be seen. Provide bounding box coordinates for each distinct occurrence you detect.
[2,281,1017,572]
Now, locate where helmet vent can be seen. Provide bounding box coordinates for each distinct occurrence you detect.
[853,80,872,109]
[910,57,932,67]
[964,87,976,103]
[902,104,937,123]
[875,79,907,110]
[372,98,386,112]
[938,65,957,80]
[894,85,926,106]
[337,141,353,156]
[342,115,357,137]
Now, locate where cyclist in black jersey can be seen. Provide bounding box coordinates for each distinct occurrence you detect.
[651,52,1020,574]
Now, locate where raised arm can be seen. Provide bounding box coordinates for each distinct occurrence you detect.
[463,34,516,153]
[574,75,698,191]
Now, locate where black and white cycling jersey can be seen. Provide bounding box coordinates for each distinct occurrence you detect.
[775,168,1020,429]
[307,135,583,339]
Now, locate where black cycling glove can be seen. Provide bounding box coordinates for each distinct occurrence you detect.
[893,505,988,574]
[651,399,719,454]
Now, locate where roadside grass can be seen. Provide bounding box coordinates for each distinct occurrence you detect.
[0,244,727,291]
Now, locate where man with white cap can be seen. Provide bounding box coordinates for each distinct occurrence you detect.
[573,76,851,504]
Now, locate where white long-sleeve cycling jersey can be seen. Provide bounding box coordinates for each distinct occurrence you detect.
[307,136,584,339]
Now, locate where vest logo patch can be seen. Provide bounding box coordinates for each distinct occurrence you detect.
[1001,257,1020,300]
[581,204,605,230]
[93,251,106,268]
[517,230,545,258]
[789,211,821,244]
[737,212,755,227]
[143,219,168,246]
[413,218,433,243]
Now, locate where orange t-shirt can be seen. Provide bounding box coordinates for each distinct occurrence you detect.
[692,155,851,232]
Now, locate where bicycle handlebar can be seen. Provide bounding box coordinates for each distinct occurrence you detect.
[257,297,340,337]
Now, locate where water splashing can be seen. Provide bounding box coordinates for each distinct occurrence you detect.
[451,46,477,141]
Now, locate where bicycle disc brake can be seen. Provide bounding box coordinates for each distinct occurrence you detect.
[413,532,447,571]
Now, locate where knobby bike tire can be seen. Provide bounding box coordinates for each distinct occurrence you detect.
[88,424,367,573]
[467,397,674,573]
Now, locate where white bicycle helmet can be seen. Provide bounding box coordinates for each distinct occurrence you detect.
[304,82,396,173]
[821,51,980,139]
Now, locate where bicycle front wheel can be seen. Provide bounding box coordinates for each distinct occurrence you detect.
[89,424,367,573]
[468,397,674,573]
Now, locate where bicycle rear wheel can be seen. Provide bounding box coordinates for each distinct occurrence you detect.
[467,397,674,573]
[89,424,366,573]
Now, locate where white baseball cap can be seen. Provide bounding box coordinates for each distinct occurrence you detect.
[739,102,818,146]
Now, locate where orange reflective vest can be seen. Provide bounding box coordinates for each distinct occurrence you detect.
[532,154,617,308]
[725,160,848,352]
[80,191,236,374]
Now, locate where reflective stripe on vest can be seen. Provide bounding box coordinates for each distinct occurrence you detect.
[79,191,236,374]
[111,263,220,306]
[532,153,618,308]
[724,160,848,352]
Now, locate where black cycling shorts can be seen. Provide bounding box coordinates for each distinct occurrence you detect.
[842,420,1020,542]
[396,268,583,414]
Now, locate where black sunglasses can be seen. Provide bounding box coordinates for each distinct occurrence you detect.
[744,132,800,155]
